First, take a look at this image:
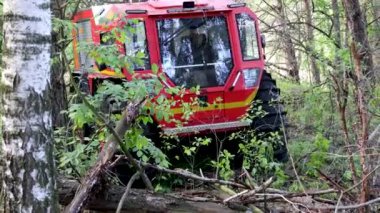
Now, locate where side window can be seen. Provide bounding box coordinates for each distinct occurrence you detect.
[77,20,94,69]
[236,14,260,60]
[125,20,151,71]
[98,32,115,71]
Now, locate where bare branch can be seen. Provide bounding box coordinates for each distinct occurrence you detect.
[316,197,380,210]
[141,161,247,188]
[116,172,140,213]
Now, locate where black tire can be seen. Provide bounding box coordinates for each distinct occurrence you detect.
[251,71,286,131]
[251,70,288,162]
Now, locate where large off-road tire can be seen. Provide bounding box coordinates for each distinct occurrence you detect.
[251,70,288,161]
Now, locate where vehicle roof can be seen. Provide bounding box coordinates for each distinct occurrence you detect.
[90,0,236,24]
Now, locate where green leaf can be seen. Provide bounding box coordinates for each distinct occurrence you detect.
[152,64,159,74]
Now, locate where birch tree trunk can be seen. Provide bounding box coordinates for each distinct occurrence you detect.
[1,0,57,212]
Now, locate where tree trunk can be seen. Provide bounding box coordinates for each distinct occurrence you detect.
[372,0,380,79]
[50,0,68,128]
[331,0,359,185]
[304,0,321,84]
[276,0,300,82]
[0,0,58,212]
[342,0,372,210]
[342,0,374,79]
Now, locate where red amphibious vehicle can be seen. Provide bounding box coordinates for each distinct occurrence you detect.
[72,0,285,136]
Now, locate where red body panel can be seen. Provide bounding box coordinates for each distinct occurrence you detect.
[72,0,266,135]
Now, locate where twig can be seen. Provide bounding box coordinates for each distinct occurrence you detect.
[256,193,310,212]
[316,169,355,202]
[316,169,347,192]
[279,103,308,197]
[116,172,140,213]
[223,190,249,204]
[313,197,336,205]
[244,189,337,203]
[344,164,380,194]
[369,124,380,142]
[171,195,215,202]
[199,169,204,178]
[241,177,274,200]
[109,155,123,168]
[316,197,380,210]
[334,191,343,213]
[243,168,257,189]
[139,161,246,188]
[70,0,83,20]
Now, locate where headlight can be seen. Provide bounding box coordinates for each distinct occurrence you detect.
[242,68,260,88]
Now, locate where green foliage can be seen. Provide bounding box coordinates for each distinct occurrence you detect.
[235,131,283,178]
[153,174,185,193]
[54,127,101,177]
[53,17,76,34]
[177,137,212,172]
[67,103,95,129]
[125,127,169,168]
[369,85,380,119]
[211,150,234,180]
[242,99,268,122]
[56,11,205,180]
[306,134,330,176]
[56,13,175,177]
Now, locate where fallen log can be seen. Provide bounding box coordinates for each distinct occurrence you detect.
[59,179,237,212]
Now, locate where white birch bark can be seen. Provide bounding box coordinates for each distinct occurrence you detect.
[1,0,57,212]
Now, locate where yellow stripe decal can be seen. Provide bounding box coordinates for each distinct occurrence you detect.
[171,90,258,114]
[99,70,125,78]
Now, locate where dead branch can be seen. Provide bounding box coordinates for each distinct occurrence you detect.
[316,169,355,201]
[140,161,246,188]
[223,190,249,203]
[344,164,380,194]
[243,189,338,204]
[315,197,380,211]
[240,177,274,200]
[116,172,140,213]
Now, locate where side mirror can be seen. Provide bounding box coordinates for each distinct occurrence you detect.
[261,34,266,49]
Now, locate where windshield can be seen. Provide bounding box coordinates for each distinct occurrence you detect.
[157,16,233,88]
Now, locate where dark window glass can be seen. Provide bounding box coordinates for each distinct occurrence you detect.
[77,20,94,69]
[157,16,233,88]
[100,32,115,45]
[236,14,259,60]
[125,20,150,70]
[97,32,115,71]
